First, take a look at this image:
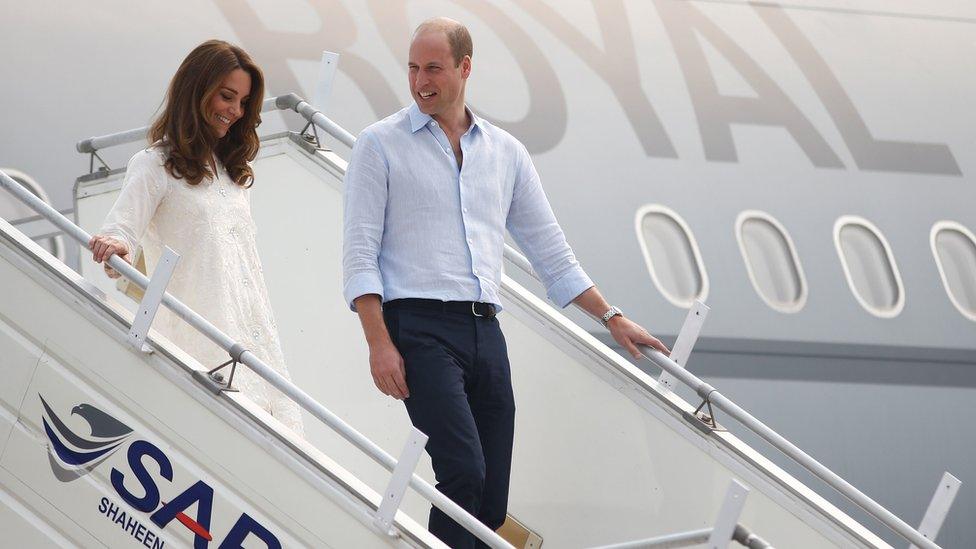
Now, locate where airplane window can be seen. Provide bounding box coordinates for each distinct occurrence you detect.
[834,217,904,318]
[736,212,807,313]
[635,205,708,307]
[931,222,976,321]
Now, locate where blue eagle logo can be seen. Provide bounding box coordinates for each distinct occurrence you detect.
[40,395,133,482]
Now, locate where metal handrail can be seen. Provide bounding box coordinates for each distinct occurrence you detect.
[276,93,357,148]
[502,247,939,549]
[75,94,355,154]
[596,524,774,549]
[0,169,511,548]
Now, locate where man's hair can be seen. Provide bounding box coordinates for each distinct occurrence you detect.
[414,18,473,67]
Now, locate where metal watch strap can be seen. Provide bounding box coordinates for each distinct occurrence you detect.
[601,306,623,327]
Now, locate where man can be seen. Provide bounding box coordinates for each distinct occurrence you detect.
[342,17,669,547]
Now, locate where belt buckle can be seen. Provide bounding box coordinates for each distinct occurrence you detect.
[471,302,484,318]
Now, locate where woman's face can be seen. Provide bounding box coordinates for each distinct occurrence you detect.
[207,68,252,139]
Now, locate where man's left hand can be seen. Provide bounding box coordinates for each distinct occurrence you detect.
[607,316,670,360]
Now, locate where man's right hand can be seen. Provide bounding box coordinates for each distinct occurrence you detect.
[369,340,409,400]
[354,294,410,400]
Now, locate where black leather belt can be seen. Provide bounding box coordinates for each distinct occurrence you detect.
[384,298,497,319]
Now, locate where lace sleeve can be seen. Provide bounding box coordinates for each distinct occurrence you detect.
[99,149,170,254]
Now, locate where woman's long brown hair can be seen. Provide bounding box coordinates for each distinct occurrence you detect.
[148,40,264,187]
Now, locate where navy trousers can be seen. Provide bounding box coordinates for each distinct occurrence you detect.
[384,302,516,548]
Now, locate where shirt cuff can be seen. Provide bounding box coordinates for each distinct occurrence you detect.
[344,272,385,312]
[546,266,594,308]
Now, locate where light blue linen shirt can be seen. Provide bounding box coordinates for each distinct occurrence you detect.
[342,103,593,311]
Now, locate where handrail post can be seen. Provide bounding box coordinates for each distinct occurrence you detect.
[708,480,750,549]
[910,472,962,549]
[659,300,709,392]
[127,246,179,352]
[312,51,340,113]
[374,428,429,535]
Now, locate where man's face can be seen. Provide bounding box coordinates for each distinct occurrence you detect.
[408,30,470,117]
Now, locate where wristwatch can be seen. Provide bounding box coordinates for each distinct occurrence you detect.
[600,305,623,327]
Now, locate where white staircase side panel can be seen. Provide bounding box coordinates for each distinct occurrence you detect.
[0,317,40,459]
[1,468,95,548]
[0,218,441,548]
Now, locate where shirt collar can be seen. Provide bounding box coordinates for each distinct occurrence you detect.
[408,102,484,135]
[408,102,432,133]
[466,108,485,133]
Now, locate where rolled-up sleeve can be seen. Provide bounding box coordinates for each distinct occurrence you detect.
[100,150,169,255]
[505,144,593,307]
[342,130,389,311]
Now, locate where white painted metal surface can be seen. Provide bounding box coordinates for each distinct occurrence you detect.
[910,472,962,549]
[594,528,712,549]
[376,429,430,536]
[708,480,750,549]
[313,51,340,115]
[127,246,178,352]
[659,300,709,391]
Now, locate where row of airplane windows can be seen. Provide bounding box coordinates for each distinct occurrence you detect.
[6,169,972,322]
[634,205,976,322]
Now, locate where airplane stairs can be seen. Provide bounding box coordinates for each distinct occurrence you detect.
[0,124,950,547]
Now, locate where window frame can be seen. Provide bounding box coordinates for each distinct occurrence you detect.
[734,210,808,314]
[634,204,709,308]
[832,215,905,319]
[930,220,976,322]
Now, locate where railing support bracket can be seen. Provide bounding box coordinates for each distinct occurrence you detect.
[374,428,429,535]
[201,343,248,394]
[660,300,709,391]
[685,390,726,433]
[910,471,962,549]
[708,480,750,548]
[127,246,179,353]
[87,150,111,174]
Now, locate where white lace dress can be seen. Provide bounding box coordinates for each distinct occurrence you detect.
[100,145,304,436]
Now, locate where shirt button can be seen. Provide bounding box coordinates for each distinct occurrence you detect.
[467,238,473,244]
[463,207,468,213]
[431,121,438,127]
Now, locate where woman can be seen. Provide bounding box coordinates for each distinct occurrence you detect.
[89,40,304,435]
